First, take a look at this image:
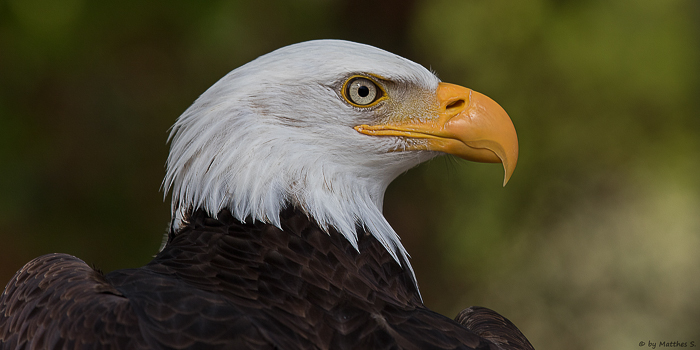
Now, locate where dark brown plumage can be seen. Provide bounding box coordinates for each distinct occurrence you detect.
[1,208,530,349]
[456,307,535,350]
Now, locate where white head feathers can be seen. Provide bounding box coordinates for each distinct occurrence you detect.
[163,40,441,287]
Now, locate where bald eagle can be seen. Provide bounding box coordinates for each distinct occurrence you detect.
[0,40,531,350]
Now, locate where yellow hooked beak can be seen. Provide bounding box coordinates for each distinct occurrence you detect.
[355,82,518,186]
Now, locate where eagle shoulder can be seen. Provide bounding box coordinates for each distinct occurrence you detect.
[455,306,535,350]
[0,253,145,349]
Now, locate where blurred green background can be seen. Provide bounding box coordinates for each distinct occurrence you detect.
[1,0,699,348]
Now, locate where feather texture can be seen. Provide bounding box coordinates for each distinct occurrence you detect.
[0,208,518,349]
[455,306,535,350]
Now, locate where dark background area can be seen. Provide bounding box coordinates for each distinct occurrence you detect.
[1,1,699,348]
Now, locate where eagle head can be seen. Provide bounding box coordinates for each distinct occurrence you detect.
[163,40,518,283]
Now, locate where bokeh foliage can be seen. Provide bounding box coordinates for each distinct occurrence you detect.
[1,1,698,349]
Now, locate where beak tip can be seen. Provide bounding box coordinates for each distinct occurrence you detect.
[501,156,517,187]
[502,174,512,187]
[502,171,511,187]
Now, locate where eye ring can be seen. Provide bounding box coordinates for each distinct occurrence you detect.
[342,76,385,107]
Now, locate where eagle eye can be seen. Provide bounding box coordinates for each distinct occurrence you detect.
[343,77,383,106]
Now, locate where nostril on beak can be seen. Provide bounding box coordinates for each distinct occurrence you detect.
[445,99,465,112]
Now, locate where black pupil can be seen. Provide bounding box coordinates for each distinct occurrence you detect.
[358,85,370,97]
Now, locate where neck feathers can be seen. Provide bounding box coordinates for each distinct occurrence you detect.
[163,208,423,305]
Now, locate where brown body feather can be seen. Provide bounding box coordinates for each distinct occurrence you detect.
[1,208,530,349]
